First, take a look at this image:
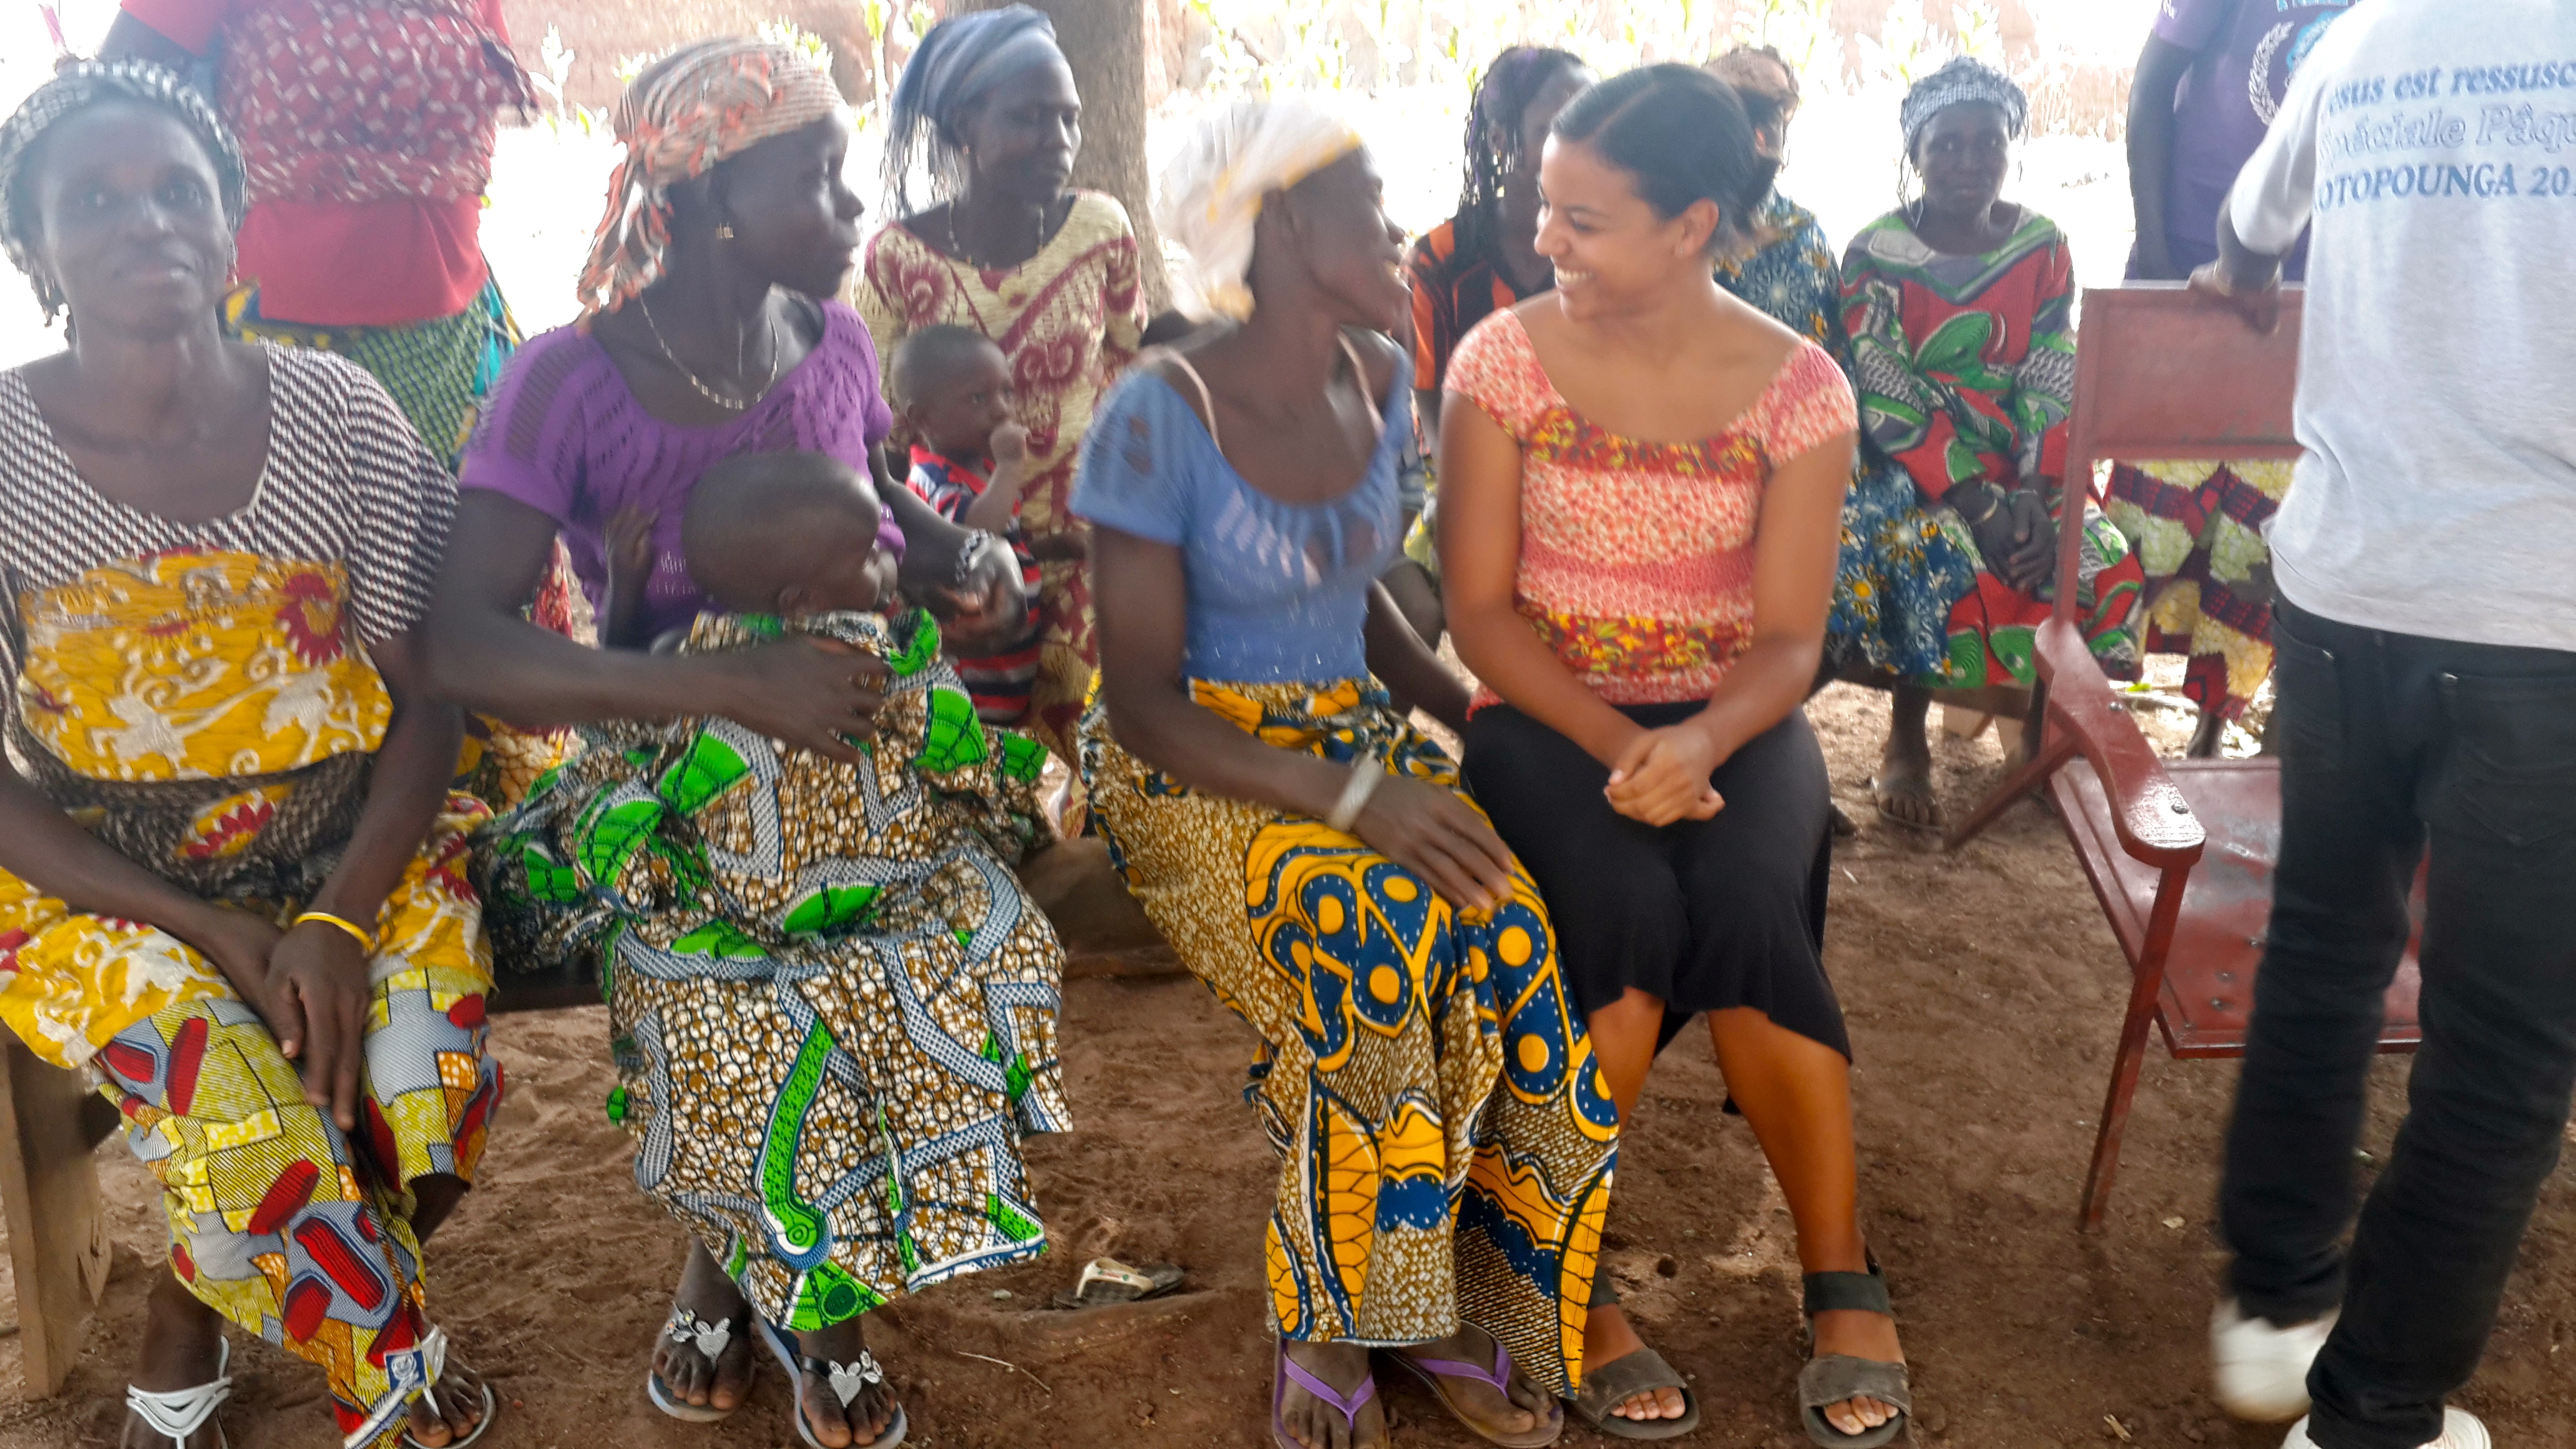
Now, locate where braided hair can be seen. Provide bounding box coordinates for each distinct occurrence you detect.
[0,60,245,323]
[1451,45,1588,261]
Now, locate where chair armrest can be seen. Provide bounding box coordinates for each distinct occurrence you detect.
[2033,619,2208,869]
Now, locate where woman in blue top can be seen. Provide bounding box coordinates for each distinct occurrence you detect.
[1075,99,1618,1449]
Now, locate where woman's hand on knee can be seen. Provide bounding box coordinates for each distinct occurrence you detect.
[1354,777,1517,914]
[181,905,283,1010]
[264,921,373,1131]
[1605,726,1726,827]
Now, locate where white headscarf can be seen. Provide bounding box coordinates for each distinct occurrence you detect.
[1153,96,1362,322]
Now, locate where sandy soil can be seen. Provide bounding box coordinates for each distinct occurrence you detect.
[7,680,2574,1449]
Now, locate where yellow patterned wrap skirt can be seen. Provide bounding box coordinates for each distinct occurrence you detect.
[1078,678,1617,1395]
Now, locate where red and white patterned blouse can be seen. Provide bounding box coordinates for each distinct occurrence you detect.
[1445,308,1856,710]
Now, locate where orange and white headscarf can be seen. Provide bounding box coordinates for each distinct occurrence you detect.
[575,37,846,317]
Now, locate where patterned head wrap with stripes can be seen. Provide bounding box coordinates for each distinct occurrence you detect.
[1898,56,2028,159]
[1153,96,1363,323]
[0,61,246,322]
[576,37,847,317]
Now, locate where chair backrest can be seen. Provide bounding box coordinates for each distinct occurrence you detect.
[2055,283,2305,625]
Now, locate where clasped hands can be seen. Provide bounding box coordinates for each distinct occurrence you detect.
[1604,715,1730,827]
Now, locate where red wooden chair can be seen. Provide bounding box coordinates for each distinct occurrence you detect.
[1943,283,2422,1232]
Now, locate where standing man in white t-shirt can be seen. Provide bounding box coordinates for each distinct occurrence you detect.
[2190,4,2576,1448]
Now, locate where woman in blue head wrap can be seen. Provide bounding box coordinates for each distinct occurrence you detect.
[852,4,1148,774]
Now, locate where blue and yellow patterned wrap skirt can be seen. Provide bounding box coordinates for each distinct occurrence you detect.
[1078,677,1617,1395]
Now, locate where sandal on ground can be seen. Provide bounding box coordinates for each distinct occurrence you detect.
[399,1327,500,1449]
[1868,776,1941,833]
[1802,1266,1911,1448]
[1387,1332,1563,1447]
[758,1318,909,1449]
[647,1305,744,1422]
[1051,1256,1185,1309]
[127,1337,232,1448]
[1272,1337,1378,1449]
[1567,1347,1701,1441]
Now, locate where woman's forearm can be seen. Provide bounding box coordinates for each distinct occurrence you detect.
[1447,598,1641,765]
[1688,633,1824,766]
[429,603,734,727]
[879,472,976,595]
[306,638,461,928]
[0,768,227,940]
[1104,683,1358,822]
[1362,582,1471,730]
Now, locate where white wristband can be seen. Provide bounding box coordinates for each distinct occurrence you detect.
[1324,758,1385,834]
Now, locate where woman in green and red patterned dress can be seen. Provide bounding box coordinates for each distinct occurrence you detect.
[1839,58,2143,827]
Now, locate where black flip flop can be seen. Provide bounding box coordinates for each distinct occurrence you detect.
[1801,1266,1911,1448]
[1567,1347,1700,1440]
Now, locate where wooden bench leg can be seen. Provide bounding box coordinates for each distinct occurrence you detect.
[2080,972,2161,1234]
[0,1037,111,1397]
[2080,863,2195,1234]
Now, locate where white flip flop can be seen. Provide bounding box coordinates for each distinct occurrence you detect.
[127,1337,233,1448]
[758,1317,910,1449]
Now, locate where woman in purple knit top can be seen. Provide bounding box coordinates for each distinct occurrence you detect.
[427,41,1032,1449]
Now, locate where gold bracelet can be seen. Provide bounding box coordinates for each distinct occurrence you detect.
[291,910,376,951]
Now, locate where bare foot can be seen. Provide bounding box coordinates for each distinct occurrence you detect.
[1811,1305,1907,1438]
[402,1357,490,1447]
[1278,1340,1386,1449]
[651,1241,757,1414]
[125,1271,227,1449]
[789,1317,903,1448]
[1392,1324,1553,1438]
[1584,1303,1687,1423]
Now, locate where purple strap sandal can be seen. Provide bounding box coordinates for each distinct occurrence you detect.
[1390,1334,1564,1448]
[1271,1339,1380,1449]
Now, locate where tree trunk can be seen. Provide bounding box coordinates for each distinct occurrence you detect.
[954,0,1172,311]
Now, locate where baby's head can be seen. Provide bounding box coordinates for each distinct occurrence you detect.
[683,452,897,619]
[891,324,1016,460]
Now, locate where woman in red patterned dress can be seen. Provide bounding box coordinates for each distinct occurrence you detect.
[851,5,1146,766]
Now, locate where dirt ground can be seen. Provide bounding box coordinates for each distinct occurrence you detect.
[6,679,2574,1449]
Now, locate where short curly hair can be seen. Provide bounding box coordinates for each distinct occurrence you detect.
[0,60,246,322]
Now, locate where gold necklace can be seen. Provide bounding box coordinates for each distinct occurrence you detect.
[941,198,1050,271]
[637,293,780,412]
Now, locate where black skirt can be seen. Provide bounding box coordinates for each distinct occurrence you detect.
[1461,701,1848,1058]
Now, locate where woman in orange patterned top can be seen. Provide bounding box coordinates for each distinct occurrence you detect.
[851,6,1147,764]
[1443,67,1912,1447]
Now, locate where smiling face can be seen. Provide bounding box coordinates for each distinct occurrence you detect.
[709,113,866,298]
[20,100,232,339]
[1274,146,1410,332]
[1533,134,1718,321]
[1911,101,2012,227]
[955,51,1081,209]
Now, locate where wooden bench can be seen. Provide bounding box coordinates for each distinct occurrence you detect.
[0,837,1164,1396]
